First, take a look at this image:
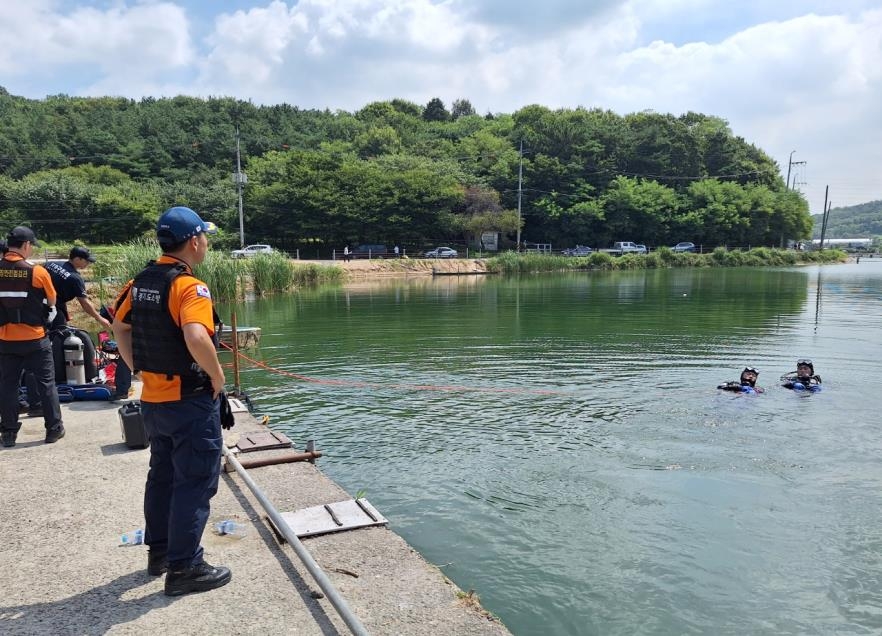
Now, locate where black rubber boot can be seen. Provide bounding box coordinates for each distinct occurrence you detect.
[164,562,231,596]
[44,426,65,444]
[148,550,169,576]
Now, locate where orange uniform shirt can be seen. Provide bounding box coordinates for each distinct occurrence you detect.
[0,254,57,341]
[114,255,216,403]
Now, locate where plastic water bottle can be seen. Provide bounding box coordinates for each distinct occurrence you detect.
[120,528,144,545]
[214,520,247,538]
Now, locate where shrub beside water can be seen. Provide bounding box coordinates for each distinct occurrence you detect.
[488,247,847,274]
[291,263,345,286]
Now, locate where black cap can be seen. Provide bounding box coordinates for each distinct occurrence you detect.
[70,246,96,262]
[7,226,40,247]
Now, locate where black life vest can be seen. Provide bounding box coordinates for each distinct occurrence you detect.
[128,261,219,398]
[0,257,48,327]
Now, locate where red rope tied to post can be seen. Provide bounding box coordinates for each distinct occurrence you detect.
[219,342,564,396]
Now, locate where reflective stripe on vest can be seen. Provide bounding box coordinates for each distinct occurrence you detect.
[0,258,46,327]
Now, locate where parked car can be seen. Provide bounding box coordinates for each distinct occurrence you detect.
[352,244,388,258]
[672,242,696,253]
[424,247,458,258]
[602,241,643,256]
[562,245,593,257]
[635,244,648,254]
[231,244,274,258]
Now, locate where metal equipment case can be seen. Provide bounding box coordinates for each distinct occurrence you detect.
[118,401,148,449]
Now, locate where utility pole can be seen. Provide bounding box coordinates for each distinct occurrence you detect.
[786,150,795,190]
[819,186,830,249]
[790,161,807,191]
[235,126,246,249]
[516,140,523,251]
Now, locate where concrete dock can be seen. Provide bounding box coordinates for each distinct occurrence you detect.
[0,390,511,636]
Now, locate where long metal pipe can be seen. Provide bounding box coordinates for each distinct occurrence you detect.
[221,446,370,636]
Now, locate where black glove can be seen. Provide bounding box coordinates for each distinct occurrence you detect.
[219,391,235,430]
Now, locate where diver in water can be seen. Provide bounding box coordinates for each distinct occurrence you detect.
[781,359,822,392]
[717,367,764,394]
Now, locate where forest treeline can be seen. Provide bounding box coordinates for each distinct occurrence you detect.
[0,88,811,253]
[812,200,882,239]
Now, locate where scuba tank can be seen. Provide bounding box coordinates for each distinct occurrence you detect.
[64,332,86,385]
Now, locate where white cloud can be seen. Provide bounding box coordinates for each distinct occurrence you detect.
[202,1,307,85]
[0,2,193,79]
[592,9,882,209]
[0,1,879,207]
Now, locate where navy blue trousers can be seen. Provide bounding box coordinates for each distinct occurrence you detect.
[113,359,132,397]
[142,394,221,570]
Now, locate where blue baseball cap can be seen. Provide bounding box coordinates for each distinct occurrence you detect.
[156,206,217,243]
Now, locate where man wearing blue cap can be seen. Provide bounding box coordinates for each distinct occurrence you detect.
[112,207,232,596]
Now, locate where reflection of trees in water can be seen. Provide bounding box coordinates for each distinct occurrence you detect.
[225,269,812,355]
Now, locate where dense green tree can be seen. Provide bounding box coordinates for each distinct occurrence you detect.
[354,125,401,158]
[451,99,476,119]
[811,199,882,238]
[423,98,451,122]
[0,88,814,251]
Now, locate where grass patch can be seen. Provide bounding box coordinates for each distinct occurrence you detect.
[488,247,847,274]
[84,243,345,302]
[291,262,345,286]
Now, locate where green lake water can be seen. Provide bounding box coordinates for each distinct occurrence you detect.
[220,262,882,635]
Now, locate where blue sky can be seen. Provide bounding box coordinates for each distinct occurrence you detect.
[2,0,881,211]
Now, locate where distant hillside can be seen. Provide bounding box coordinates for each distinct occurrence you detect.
[812,200,882,238]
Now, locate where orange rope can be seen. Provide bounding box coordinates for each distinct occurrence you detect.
[219,342,564,396]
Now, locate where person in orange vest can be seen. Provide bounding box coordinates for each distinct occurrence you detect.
[112,207,231,596]
[0,226,65,447]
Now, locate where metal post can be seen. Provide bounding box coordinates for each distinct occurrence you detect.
[236,126,245,249]
[786,150,795,190]
[819,186,829,249]
[222,446,370,636]
[230,311,241,396]
[516,140,523,251]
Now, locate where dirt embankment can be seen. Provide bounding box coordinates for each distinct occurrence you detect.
[317,257,490,278]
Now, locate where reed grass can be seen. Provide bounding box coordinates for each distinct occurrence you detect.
[83,238,158,306]
[247,252,295,295]
[90,243,344,302]
[194,252,243,302]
